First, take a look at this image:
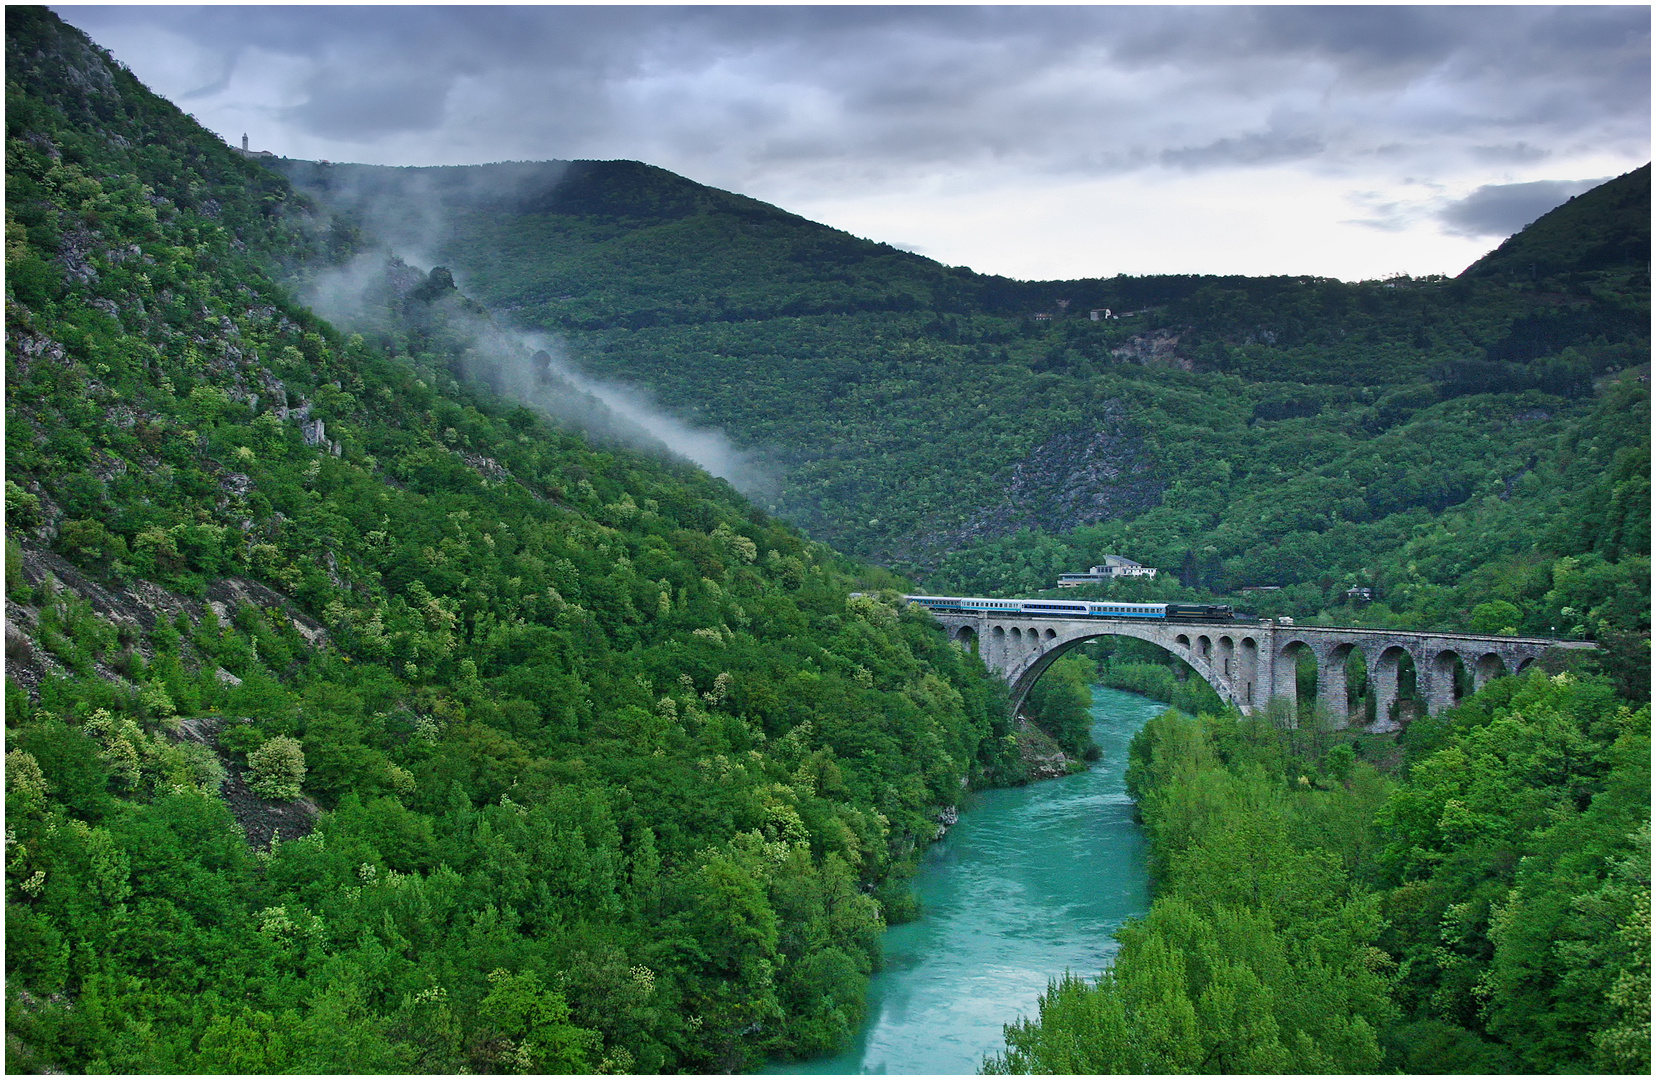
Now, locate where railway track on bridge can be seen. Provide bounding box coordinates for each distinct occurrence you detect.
[909,599,1595,726]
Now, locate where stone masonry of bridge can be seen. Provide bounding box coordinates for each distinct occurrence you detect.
[926,610,1597,729]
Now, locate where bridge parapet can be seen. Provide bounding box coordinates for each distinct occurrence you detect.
[929,608,1595,728]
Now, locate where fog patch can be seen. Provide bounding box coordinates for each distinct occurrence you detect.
[294,250,398,329]
[299,253,775,497]
[451,308,776,497]
[518,335,775,497]
[277,159,577,269]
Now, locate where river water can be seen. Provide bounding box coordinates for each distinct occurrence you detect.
[773,686,1162,1075]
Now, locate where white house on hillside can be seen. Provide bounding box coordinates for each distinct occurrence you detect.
[1055,555,1158,587]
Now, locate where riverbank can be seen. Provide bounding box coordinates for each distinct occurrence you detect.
[1098,658,1225,714]
[1012,715,1088,780]
[772,686,1161,1074]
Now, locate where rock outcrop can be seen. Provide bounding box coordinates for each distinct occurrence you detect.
[4,545,328,701]
[1013,717,1083,782]
[919,401,1164,559]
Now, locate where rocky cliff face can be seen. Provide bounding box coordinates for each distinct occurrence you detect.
[1110,327,1193,369]
[920,402,1163,557]
[5,546,325,845]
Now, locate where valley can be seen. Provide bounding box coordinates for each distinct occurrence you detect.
[5,6,1649,1075]
[279,154,1650,700]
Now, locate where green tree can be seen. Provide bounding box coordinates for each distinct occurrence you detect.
[1023,652,1098,759]
[246,735,306,800]
[476,968,601,1074]
[1469,599,1522,634]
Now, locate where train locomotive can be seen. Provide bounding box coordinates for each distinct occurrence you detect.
[905,596,1237,621]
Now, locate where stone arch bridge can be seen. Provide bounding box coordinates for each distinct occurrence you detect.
[925,608,1595,729]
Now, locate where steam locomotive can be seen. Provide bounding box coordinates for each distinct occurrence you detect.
[904,596,1238,621]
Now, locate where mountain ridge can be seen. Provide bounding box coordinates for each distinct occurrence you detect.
[1464,163,1651,280]
[276,154,1652,305]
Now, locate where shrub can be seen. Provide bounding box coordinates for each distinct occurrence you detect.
[246,735,306,800]
[1470,599,1522,634]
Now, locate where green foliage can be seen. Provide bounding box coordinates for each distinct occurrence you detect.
[246,735,306,800]
[1469,599,1522,634]
[2,10,1019,1072]
[1021,652,1098,759]
[476,968,600,1074]
[991,668,1649,1074]
[1373,670,1650,1072]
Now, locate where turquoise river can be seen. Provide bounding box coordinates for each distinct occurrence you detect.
[774,686,1163,1074]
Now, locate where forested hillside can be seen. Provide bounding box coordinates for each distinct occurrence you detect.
[987,671,1650,1074]
[6,6,1649,1076]
[273,141,1651,1075]
[4,9,1022,1071]
[277,149,1649,701]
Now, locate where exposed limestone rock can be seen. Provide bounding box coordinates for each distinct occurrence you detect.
[165,715,318,848]
[923,401,1163,558]
[461,449,512,482]
[1110,327,1192,369]
[1013,717,1082,782]
[4,545,330,702]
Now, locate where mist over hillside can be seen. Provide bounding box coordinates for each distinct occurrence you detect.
[293,249,774,494]
[6,6,1649,1075]
[278,155,1648,689]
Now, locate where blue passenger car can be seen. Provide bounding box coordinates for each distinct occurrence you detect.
[905,596,1170,619]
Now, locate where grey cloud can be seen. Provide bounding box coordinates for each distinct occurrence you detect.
[285,72,452,140]
[1247,5,1451,62]
[1438,178,1609,238]
[57,5,1649,195]
[1162,128,1326,171]
[1469,143,1552,165]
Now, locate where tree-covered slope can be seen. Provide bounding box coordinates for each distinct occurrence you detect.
[279,151,1648,696]
[987,671,1650,1074]
[1464,163,1651,280]
[5,8,1022,1072]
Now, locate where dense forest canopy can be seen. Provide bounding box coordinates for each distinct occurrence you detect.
[5,8,1024,1071]
[5,5,1649,1076]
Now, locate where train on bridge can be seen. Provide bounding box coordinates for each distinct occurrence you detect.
[905,595,1239,622]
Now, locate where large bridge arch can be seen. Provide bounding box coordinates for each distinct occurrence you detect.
[936,614,1249,718]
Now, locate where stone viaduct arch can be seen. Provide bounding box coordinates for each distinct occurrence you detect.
[931,611,1594,729]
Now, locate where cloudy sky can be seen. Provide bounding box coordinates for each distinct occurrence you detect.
[57,4,1650,282]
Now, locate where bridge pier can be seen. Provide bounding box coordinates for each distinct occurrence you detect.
[1318,646,1353,727]
[921,604,1592,728]
[1368,647,1403,731]
[1270,643,1302,716]
[1423,650,1463,716]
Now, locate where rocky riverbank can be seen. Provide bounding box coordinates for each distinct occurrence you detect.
[1012,717,1087,781]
